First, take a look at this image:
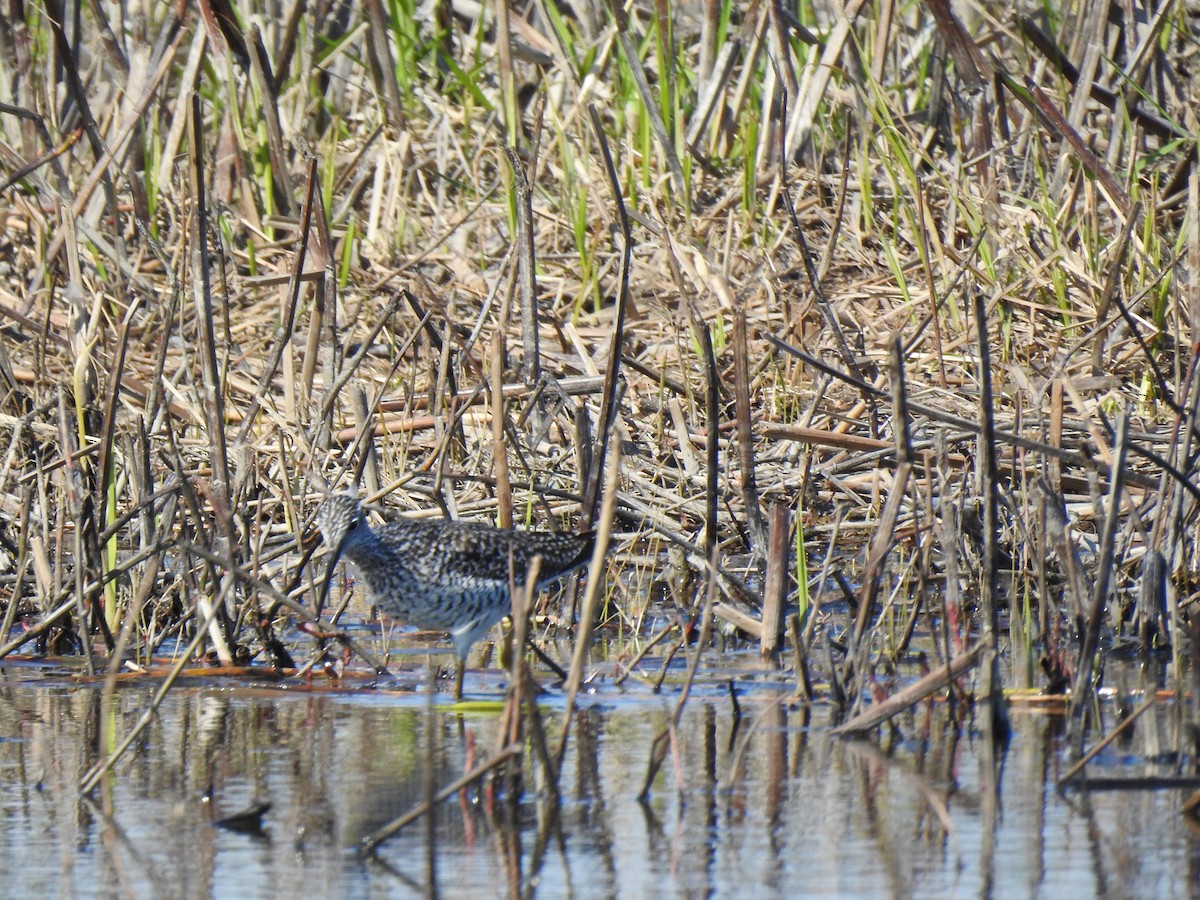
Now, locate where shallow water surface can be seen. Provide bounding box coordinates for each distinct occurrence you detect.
[0,664,1195,898]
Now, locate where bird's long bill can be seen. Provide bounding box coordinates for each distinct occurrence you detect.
[316,531,351,616]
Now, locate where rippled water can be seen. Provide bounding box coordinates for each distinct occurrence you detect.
[0,658,1195,898]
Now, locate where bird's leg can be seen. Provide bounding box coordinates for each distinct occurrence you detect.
[454,658,465,700]
[497,621,513,670]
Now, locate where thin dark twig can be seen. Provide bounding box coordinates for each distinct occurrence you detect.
[581,104,631,529]
[701,323,720,560]
[974,287,1009,740]
[1069,413,1130,736]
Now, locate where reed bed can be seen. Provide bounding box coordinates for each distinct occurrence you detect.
[0,0,1197,812]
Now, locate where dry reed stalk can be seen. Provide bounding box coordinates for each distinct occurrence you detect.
[611,620,679,688]
[972,288,1008,740]
[506,145,541,392]
[362,0,404,126]
[245,25,292,214]
[351,385,380,495]
[481,555,543,800]
[770,336,1164,492]
[842,339,914,704]
[687,39,738,158]
[700,321,719,562]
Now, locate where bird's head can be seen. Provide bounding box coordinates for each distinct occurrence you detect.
[316,491,369,552]
[314,492,373,612]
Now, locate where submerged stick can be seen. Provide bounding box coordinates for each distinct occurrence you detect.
[360,743,523,854]
[830,643,985,736]
[1058,695,1156,786]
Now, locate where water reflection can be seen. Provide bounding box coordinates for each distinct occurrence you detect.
[0,672,1195,898]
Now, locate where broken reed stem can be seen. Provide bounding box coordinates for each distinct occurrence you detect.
[187,93,235,666]
[303,161,335,410]
[787,613,813,703]
[677,562,717,718]
[760,502,789,658]
[1156,341,1200,680]
[99,532,164,734]
[351,385,380,495]
[489,552,542,796]
[187,93,232,539]
[95,298,140,531]
[494,0,518,147]
[512,552,540,673]
[0,486,31,650]
[522,662,561,809]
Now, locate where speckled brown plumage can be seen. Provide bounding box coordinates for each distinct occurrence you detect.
[316,493,594,691]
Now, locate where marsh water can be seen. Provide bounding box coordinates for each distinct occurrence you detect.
[0,650,1196,899]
